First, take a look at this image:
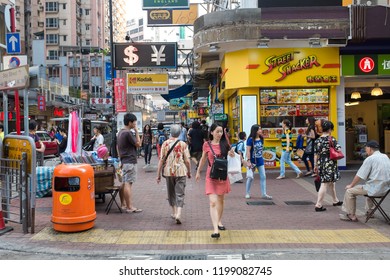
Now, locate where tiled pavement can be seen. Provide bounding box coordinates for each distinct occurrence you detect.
[1,158,390,257]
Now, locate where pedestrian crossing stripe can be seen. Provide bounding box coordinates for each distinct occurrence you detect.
[32,228,390,245]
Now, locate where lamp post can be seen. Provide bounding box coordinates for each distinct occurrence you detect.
[109,0,117,158]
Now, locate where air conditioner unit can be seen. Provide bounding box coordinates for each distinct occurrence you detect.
[326,38,348,47]
[354,0,379,5]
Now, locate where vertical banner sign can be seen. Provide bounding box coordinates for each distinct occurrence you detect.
[37,94,46,111]
[114,78,127,112]
[105,62,112,81]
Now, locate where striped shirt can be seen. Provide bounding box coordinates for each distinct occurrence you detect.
[281,128,293,151]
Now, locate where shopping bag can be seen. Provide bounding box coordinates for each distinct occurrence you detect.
[296,148,304,158]
[246,167,254,179]
[227,152,242,174]
[228,172,243,184]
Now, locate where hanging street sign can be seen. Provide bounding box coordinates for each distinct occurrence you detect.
[0,65,29,90]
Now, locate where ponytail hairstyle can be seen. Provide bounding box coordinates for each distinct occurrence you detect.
[209,123,230,157]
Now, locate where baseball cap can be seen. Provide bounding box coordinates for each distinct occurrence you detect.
[365,140,380,149]
[97,145,109,158]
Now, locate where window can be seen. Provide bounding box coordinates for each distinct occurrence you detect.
[86,39,91,46]
[46,34,58,44]
[63,35,67,41]
[86,24,90,31]
[46,18,59,28]
[47,50,58,60]
[63,3,66,9]
[45,2,58,12]
[63,19,66,25]
[85,9,90,15]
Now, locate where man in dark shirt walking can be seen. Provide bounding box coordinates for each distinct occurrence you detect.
[117,113,143,213]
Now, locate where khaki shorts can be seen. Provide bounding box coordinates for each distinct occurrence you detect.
[122,163,137,184]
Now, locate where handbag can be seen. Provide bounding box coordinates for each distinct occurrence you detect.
[328,136,344,160]
[296,148,304,158]
[314,175,321,192]
[161,140,180,178]
[207,142,228,181]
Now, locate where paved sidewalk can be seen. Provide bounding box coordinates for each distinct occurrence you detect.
[1,158,389,258]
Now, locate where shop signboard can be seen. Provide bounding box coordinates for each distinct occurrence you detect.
[147,4,198,26]
[143,0,189,10]
[127,73,168,95]
[342,54,390,76]
[113,42,177,69]
[257,0,342,7]
[224,48,340,89]
[169,96,192,110]
[37,94,46,111]
[214,114,228,121]
[114,78,127,112]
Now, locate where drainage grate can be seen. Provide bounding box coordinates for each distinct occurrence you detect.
[246,201,275,206]
[284,200,315,205]
[160,255,207,260]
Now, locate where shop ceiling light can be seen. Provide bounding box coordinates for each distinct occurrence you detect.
[351,91,361,99]
[345,102,360,107]
[371,83,383,96]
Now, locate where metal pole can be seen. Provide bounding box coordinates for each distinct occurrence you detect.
[109,0,117,158]
[3,92,8,134]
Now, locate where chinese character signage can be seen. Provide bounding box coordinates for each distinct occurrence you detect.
[342,54,390,76]
[127,73,169,95]
[143,0,189,10]
[37,94,46,111]
[113,42,177,69]
[90,98,113,105]
[114,78,127,112]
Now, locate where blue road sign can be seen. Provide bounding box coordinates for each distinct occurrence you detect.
[6,33,21,54]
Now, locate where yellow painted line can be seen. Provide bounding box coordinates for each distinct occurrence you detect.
[32,228,390,245]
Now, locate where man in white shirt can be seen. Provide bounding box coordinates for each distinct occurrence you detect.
[340,140,390,222]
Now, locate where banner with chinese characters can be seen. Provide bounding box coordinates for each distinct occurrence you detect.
[90,98,113,105]
[127,73,168,95]
[37,94,46,111]
[143,0,189,10]
[114,78,127,112]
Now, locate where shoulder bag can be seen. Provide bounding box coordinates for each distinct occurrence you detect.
[161,140,180,178]
[328,136,344,160]
[207,141,228,181]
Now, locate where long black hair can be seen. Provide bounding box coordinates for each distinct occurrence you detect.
[249,124,264,143]
[209,123,230,157]
[306,116,316,135]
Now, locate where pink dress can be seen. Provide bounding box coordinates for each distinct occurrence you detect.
[203,142,231,195]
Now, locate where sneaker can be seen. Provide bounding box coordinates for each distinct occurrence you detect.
[276,176,285,180]
[245,194,251,199]
[262,195,272,200]
[296,172,303,178]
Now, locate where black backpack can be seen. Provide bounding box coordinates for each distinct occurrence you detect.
[207,142,228,181]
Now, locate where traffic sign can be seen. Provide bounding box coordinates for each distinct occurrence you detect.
[6,32,21,54]
[0,65,29,90]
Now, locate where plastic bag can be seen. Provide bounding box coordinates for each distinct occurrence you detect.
[246,167,254,179]
[227,152,242,174]
[228,172,243,184]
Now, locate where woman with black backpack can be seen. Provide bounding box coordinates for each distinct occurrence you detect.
[195,123,235,239]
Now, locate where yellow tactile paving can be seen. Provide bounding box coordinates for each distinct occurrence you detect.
[32,227,390,245]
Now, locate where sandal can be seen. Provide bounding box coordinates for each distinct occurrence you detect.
[339,214,358,222]
[126,208,143,213]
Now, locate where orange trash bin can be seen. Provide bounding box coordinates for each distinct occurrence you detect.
[51,164,96,232]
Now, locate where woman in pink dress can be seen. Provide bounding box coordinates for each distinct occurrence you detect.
[196,123,234,239]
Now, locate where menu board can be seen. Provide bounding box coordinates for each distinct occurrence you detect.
[296,104,328,116]
[277,88,328,104]
[262,105,296,116]
[260,89,277,104]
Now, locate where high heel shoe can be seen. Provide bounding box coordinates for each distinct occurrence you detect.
[211,233,220,239]
[218,225,226,230]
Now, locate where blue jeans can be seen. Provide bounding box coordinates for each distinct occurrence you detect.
[246,165,267,196]
[279,150,301,177]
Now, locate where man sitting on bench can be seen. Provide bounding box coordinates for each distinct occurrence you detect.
[340,140,390,222]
